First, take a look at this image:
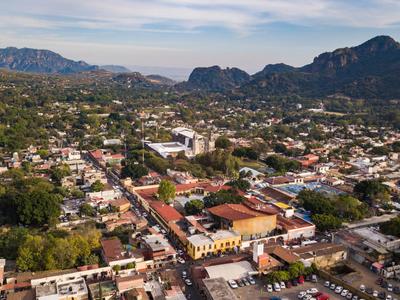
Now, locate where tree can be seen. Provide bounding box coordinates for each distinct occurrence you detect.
[91,180,105,192]
[121,161,148,179]
[80,203,96,217]
[265,271,290,283]
[215,136,231,149]
[0,227,29,260]
[312,214,342,231]
[226,179,251,191]
[354,179,390,205]
[203,189,244,208]
[50,164,71,185]
[264,155,301,173]
[158,180,176,204]
[297,190,334,215]
[288,261,305,279]
[184,199,204,215]
[381,217,400,237]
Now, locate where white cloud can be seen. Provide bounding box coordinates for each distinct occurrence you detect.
[1,0,400,35]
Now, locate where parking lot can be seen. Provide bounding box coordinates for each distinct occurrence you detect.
[232,279,342,299]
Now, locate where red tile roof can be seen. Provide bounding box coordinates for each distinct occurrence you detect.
[90,149,103,160]
[208,203,270,221]
[150,201,183,223]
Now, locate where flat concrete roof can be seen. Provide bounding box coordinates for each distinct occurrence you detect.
[205,260,254,281]
[203,277,239,300]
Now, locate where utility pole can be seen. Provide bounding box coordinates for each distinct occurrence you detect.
[141,118,145,164]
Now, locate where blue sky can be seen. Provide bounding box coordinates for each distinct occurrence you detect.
[1,0,400,74]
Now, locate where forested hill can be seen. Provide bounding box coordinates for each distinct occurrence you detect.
[181,36,400,99]
[0,47,99,74]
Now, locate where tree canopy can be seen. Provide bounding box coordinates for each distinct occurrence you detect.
[157,180,176,204]
[184,199,204,215]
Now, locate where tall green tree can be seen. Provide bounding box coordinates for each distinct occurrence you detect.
[157,180,176,204]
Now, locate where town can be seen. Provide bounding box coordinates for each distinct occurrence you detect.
[0,98,399,300]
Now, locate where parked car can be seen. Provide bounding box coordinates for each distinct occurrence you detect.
[184,279,192,286]
[341,289,349,297]
[267,284,273,292]
[311,274,318,283]
[298,291,307,299]
[307,288,318,295]
[330,283,336,290]
[280,281,286,289]
[378,291,386,299]
[373,290,379,297]
[247,276,256,285]
[346,292,352,299]
[238,279,245,287]
[388,283,393,292]
[298,276,305,284]
[359,284,366,292]
[334,286,343,294]
[324,281,330,287]
[274,282,281,292]
[182,271,187,278]
[394,286,400,294]
[376,278,384,285]
[316,294,329,300]
[177,257,185,264]
[352,296,358,300]
[243,278,250,286]
[365,287,373,294]
[228,280,238,289]
[292,279,299,286]
[285,281,292,288]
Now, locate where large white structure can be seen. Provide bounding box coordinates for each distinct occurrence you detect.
[147,127,216,158]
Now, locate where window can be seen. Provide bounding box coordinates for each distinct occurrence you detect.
[209,244,212,249]
[197,246,200,251]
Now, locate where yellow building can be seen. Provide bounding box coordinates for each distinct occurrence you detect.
[208,204,277,241]
[187,230,241,260]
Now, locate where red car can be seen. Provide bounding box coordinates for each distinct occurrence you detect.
[316,293,329,300]
[298,276,305,284]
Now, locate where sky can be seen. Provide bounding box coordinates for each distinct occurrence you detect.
[1,0,400,75]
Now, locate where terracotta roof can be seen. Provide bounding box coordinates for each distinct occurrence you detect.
[264,245,299,264]
[208,203,269,221]
[111,197,131,207]
[101,238,124,261]
[150,201,183,222]
[90,149,103,160]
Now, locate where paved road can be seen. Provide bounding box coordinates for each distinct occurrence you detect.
[345,213,399,229]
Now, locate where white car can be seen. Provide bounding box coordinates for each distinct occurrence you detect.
[307,288,318,295]
[388,284,393,292]
[373,290,378,297]
[359,284,366,292]
[330,283,336,290]
[184,279,192,286]
[386,296,392,300]
[324,281,330,287]
[341,289,349,297]
[346,293,352,299]
[335,286,343,293]
[177,257,185,264]
[267,284,273,292]
[228,280,238,289]
[298,291,307,299]
[182,271,187,278]
[280,281,286,289]
[274,282,281,292]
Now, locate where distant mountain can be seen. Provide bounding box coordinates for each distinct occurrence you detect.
[100,65,131,73]
[178,36,400,99]
[177,65,251,92]
[254,63,296,78]
[241,35,400,99]
[0,47,98,74]
[146,74,176,86]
